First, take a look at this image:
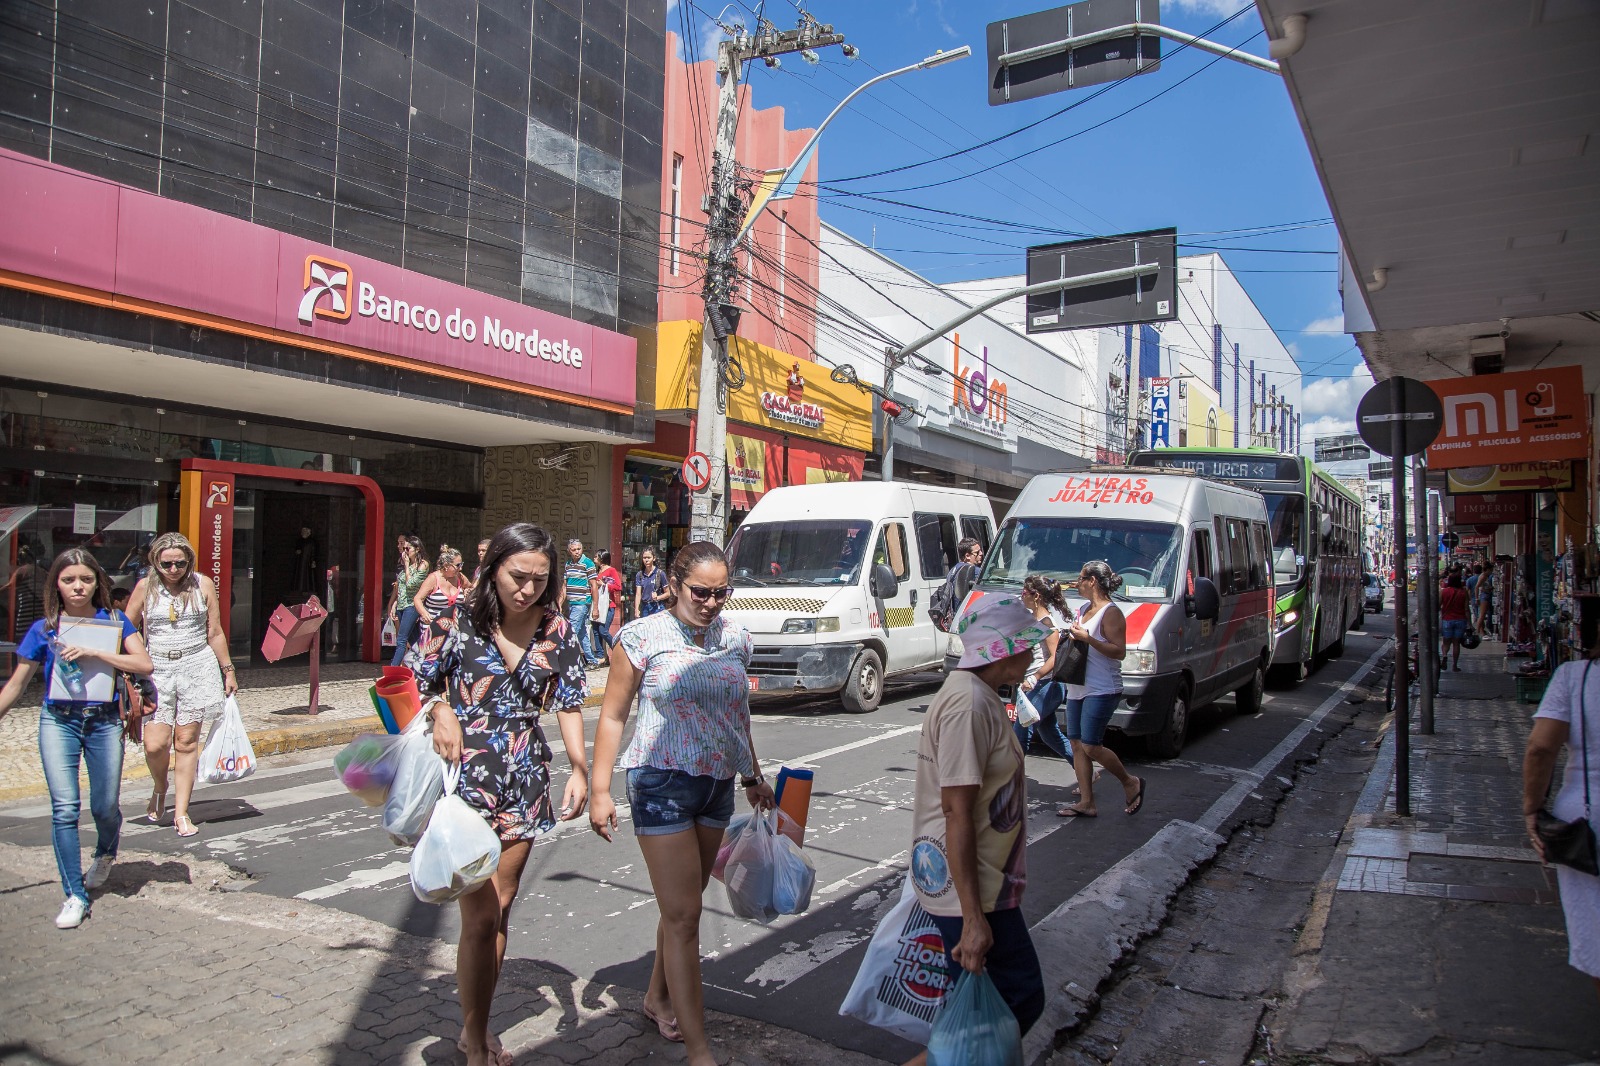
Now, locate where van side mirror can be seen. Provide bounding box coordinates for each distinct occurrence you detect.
[870,563,899,600]
[1187,575,1220,621]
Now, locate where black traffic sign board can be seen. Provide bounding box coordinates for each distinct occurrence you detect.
[1357,376,1443,459]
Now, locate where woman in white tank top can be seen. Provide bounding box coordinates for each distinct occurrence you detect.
[1058,560,1145,819]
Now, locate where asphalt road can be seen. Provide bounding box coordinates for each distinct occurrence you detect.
[0,615,1392,1062]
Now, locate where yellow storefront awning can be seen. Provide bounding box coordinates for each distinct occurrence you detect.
[656,321,873,454]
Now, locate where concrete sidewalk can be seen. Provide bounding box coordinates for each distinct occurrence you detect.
[0,839,876,1066]
[0,659,611,803]
[1271,643,1600,1064]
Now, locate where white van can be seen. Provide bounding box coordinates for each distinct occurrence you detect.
[723,482,996,712]
[962,468,1274,757]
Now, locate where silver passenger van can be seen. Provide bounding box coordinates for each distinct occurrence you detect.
[961,467,1275,757]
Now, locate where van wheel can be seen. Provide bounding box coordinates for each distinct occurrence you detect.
[1235,658,1266,715]
[841,648,883,714]
[1146,684,1190,759]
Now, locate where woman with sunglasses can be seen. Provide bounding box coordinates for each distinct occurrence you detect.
[126,532,237,836]
[387,535,428,667]
[589,541,776,1066]
[0,549,153,928]
[1057,560,1144,819]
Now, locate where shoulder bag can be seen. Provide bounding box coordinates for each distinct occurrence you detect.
[1052,604,1090,686]
[1534,660,1598,875]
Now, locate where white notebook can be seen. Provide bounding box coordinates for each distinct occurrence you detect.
[48,617,123,703]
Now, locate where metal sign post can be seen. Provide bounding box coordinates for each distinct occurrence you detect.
[1357,377,1444,820]
[1413,455,1436,733]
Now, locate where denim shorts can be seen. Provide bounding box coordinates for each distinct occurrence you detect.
[625,766,736,836]
[1441,619,1468,640]
[1064,692,1122,746]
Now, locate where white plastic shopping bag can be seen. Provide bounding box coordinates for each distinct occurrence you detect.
[382,713,444,847]
[839,876,951,1044]
[409,764,501,903]
[771,825,815,915]
[723,809,814,922]
[198,696,256,784]
[380,616,398,647]
[1015,688,1041,727]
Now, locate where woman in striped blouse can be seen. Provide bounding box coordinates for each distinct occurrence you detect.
[588,541,775,1066]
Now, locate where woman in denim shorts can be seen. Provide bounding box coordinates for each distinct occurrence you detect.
[1058,561,1145,819]
[590,541,776,1066]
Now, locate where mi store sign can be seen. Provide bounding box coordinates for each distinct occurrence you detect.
[1425,365,1589,470]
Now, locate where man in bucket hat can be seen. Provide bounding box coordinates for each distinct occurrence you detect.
[903,595,1052,1064]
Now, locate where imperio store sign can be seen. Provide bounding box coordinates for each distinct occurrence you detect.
[0,149,634,409]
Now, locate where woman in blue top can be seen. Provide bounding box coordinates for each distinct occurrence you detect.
[0,548,153,929]
[589,541,776,1066]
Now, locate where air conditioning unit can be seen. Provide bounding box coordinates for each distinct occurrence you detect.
[1469,334,1505,375]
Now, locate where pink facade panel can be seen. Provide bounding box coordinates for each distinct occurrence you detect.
[0,148,635,408]
[115,186,281,326]
[0,151,120,293]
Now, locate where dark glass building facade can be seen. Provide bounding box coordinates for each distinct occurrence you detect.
[0,0,667,662]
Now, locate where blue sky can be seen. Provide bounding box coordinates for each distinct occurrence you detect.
[669,0,1369,438]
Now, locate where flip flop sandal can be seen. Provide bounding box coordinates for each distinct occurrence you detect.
[1125,778,1147,816]
[1057,806,1096,818]
[640,1004,684,1043]
[147,791,167,824]
[175,815,199,838]
[456,1035,513,1065]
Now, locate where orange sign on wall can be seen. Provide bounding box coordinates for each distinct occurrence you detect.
[1425,365,1589,470]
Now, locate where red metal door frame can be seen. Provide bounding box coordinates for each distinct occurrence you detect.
[179,459,385,662]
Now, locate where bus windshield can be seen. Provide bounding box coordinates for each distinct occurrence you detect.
[1264,494,1305,585]
[725,519,873,586]
[979,517,1184,601]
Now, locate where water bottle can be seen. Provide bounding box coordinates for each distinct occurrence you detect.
[52,635,85,694]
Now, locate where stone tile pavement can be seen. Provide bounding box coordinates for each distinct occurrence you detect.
[0,839,873,1066]
[0,660,611,803]
[1272,642,1600,1064]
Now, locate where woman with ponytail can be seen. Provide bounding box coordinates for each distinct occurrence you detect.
[1015,575,1073,761]
[1057,560,1145,819]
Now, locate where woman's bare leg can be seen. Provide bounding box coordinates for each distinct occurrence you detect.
[142,722,172,819]
[638,824,724,1066]
[456,840,530,1066]
[171,721,203,831]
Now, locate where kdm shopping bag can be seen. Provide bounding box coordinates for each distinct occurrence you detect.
[839,877,951,1044]
[198,696,256,784]
[409,764,501,903]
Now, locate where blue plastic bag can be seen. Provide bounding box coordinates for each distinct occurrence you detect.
[927,969,1022,1066]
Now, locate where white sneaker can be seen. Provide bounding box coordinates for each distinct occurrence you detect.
[55,897,88,929]
[85,855,114,890]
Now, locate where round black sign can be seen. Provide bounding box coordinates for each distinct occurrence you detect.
[1356,376,1444,459]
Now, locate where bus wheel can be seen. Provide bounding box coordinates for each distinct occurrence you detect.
[840,648,883,714]
[1146,684,1190,759]
[1235,657,1266,715]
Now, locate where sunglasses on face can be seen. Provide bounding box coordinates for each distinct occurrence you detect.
[158,560,189,572]
[685,584,735,603]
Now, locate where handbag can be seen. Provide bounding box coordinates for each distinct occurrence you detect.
[1533,660,1598,876]
[1052,605,1090,686]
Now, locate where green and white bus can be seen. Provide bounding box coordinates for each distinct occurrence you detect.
[1127,447,1365,682]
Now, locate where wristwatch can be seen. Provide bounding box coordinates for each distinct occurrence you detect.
[740,774,765,790]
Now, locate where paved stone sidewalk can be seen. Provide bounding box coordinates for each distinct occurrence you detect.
[0,660,611,802]
[0,840,875,1066]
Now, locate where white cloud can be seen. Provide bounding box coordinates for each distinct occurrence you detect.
[1300,364,1374,425]
[1165,0,1249,16]
[1302,314,1348,335]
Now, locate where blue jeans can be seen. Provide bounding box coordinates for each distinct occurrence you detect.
[390,605,421,666]
[1064,692,1123,747]
[568,601,601,664]
[593,603,618,652]
[1014,681,1072,759]
[39,703,124,905]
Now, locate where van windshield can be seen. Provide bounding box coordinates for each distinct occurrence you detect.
[978,517,1184,601]
[726,520,874,586]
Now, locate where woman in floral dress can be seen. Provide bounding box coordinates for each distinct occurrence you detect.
[412,523,590,1066]
[589,541,776,1066]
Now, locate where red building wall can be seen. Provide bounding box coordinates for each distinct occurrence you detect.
[659,32,819,360]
